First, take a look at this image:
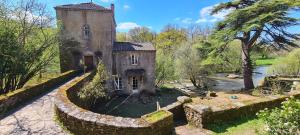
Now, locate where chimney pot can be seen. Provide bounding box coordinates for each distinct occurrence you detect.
[111,4,115,15]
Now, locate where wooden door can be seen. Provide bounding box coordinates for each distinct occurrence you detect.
[84,56,94,71]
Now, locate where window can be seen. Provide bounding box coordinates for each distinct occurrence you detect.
[114,77,122,90]
[83,24,90,39]
[130,54,138,65]
[132,77,138,90]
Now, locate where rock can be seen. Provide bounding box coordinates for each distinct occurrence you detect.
[227,74,240,79]
[293,81,299,85]
[257,79,265,87]
[210,92,217,97]
[177,96,192,103]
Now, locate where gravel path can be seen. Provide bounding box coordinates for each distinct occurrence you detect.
[0,82,72,135]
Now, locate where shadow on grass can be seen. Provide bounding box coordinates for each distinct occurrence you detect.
[205,116,258,134]
[94,88,185,118]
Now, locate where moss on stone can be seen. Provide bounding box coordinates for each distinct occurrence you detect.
[143,110,171,123]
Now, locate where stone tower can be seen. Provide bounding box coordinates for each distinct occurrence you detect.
[55,2,116,74]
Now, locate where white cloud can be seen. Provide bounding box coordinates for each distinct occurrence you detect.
[147,26,153,29]
[181,18,193,24]
[10,10,50,25]
[196,4,232,23]
[117,22,140,30]
[123,5,130,10]
[174,17,194,24]
[195,18,207,23]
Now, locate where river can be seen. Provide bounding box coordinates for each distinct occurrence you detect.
[211,66,270,91]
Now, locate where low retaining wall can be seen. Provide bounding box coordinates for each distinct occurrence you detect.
[0,70,80,116]
[55,72,175,135]
[162,96,192,121]
[184,91,300,128]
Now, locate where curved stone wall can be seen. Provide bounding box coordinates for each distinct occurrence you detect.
[54,72,174,135]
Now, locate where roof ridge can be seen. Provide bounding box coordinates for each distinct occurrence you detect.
[55,2,110,11]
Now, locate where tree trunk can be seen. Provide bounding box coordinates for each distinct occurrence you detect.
[242,42,254,90]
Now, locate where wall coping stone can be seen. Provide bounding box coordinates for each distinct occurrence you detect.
[177,96,192,103]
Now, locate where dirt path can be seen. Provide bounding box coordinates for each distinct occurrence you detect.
[0,81,73,135]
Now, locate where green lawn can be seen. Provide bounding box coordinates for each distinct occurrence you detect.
[255,58,277,66]
[207,117,266,135]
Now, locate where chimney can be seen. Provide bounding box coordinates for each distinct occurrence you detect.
[111,4,115,15]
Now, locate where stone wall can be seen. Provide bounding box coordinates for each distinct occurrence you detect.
[55,72,174,135]
[184,91,300,128]
[55,7,115,74]
[113,51,156,94]
[0,70,80,117]
[161,96,192,121]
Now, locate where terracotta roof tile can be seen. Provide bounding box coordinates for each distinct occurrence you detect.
[113,42,156,52]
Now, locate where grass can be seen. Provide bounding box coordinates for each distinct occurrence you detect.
[143,110,169,123]
[207,116,266,135]
[95,88,184,118]
[24,72,61,87]
[255,58,277,66]
[53,114,74,135]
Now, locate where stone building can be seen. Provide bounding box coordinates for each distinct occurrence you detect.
[55,2,156,94]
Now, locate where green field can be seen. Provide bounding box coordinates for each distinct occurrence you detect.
[255,58,277,66]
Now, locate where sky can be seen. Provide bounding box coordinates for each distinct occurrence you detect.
[41,0,300,33]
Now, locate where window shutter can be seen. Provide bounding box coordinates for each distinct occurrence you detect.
[129,55,131,64]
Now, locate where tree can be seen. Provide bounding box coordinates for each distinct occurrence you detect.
[127,27,155,43]
[211,0,300,90]
[78,61,109,106]
[155,50,175,87]
[0,0,58,93]
[155,25,187,55]
[175,42,206,88]
[116,32,128,42]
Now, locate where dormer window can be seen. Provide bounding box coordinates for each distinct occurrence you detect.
[131,54,138,65]
[82,24,90,40]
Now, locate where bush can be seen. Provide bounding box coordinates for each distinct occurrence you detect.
[257,97,300,135]
[78,61,109,106]
[270,49,300,76]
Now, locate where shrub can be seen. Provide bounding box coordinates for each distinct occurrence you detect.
[257,97,300,135]
[270,48,300,76]
[78,61,109,105]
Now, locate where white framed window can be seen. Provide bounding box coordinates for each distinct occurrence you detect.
[130,54,138,65]
[114,77,122,90]
[132,77,138,90]
[83,24,90,40]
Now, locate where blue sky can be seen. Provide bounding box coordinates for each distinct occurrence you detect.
[42,0,300,33]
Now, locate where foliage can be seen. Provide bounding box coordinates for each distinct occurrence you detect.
[257,97,300,135]
[155,50,176,87]
[155,26,187,55]
[270,48,300,76]
[202,40,242,73]
[175,42,207,88]
[78,61,109,105]
[211,0,300,90]
[127,27,155,43]
[0,0,58,94]
[116,32,128,42]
